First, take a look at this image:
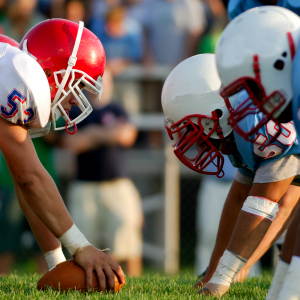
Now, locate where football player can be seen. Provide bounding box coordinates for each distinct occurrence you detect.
[227,0,300,21]
[215,6,300,299]
[0,19,125,291]
[162,53,300,297]
[215,6,300,143]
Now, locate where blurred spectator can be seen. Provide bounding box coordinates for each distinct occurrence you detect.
[90,5,143,76]
[0,0,6,24]
[122,0,149,23]
[64,0,93,26]
[0,0,46,42]
[61,67,144,277]
[197,0,228,67]
[197,3,228,54]
[140,0,207,67]
[65,0,86,24]
[37,0,65,18]
[89,0,122,25]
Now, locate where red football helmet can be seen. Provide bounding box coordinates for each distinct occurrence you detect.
[0,34,19,47]
[19,19,106,133]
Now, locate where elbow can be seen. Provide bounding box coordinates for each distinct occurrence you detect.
[14,172,40,192]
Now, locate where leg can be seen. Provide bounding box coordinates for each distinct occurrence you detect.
[236,184,300,284]
[195,177,231,276]
[201,176,294,296]
[195,179,252,289]
[276,222,300,300]
[228,177,294,258]
[100,178,143,276]
[268,205,300,300]
[0,253,15,275]
[126,256,143,277]
[67,181,99,246]
[0,189,21,275]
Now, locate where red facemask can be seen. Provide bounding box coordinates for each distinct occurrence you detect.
[165,112,230,178]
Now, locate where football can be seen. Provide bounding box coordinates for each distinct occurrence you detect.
[37,259,125,293]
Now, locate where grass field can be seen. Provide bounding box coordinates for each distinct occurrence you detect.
[0,269,273,300]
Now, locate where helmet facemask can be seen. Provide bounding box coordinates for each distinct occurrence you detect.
[165,111,228,178]
[220,54,286,145]
[51,69,103,133]
[49,21,104,134]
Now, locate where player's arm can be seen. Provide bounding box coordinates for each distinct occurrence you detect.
[0,117,125,289]
[0,118,73,236]
[195,179,252,288]
[10,171,66,269]
[195,180,300,288]
[200,176,295,296]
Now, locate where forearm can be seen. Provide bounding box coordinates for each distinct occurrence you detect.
[13,177,62,253]
[13,166,73,238]
[200,177,296,296]
[206,180,251,277]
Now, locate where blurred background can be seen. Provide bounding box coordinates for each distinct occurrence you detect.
[0,0,275,277]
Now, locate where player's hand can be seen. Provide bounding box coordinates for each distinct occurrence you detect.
[198,282,230,297]
[73,245,126,292]
[233,266,249,283]
[194,274,210,289]
[194,268,213,290]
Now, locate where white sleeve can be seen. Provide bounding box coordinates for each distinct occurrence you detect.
[28,121,51,138]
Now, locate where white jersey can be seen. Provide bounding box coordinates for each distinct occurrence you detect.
[0,43,51,137]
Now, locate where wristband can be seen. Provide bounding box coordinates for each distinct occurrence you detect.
[209,249,247,286]
[58,224,91,256]
[202,250,247,296]
[44,246,66,270]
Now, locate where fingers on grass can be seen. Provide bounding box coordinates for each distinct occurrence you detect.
[114,265,126,284]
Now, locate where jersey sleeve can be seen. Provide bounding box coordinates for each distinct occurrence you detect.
[0,44,50,129]
[28,121,51,138]
[227,0,263,20]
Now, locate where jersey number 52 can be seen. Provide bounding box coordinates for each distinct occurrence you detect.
[254,121,296,158]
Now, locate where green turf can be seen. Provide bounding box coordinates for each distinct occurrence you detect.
[0,270,272,300]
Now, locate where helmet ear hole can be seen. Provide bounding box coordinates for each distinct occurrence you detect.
[215,109,223,118]
[44,68,53,77]
[274,60,284,70]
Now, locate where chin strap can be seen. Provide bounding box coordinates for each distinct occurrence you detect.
[22,39,37,60]
[52,21,84,106]
[65,110,77,135]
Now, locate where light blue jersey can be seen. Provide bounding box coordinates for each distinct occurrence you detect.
[229,91,300,178]
[227,0,300,20]
[292,40,300,137]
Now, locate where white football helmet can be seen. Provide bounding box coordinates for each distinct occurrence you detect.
[162,54,236,177]
[216,6,300,143]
